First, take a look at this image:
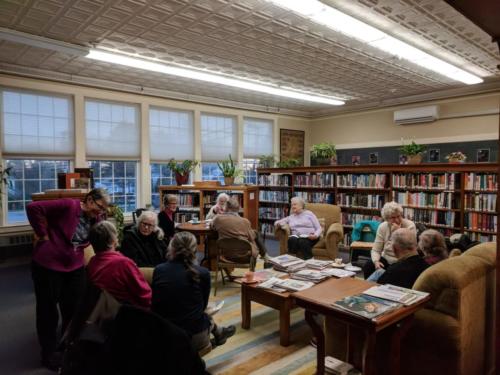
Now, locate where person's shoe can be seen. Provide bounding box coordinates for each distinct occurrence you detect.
[41,351,62,371]
[309,337,317,348]
[213,325,236,346]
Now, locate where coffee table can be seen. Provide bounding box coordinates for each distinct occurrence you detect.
[240,280,296,346]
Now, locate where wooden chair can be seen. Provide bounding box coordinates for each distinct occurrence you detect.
[214,238,256,296]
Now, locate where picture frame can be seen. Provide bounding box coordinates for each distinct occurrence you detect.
[399,154,408,165]
[369,152,378,165]
[352,155,361,165]
[429,149,440,162]
[477,148,490,163]
[280,129,304,165]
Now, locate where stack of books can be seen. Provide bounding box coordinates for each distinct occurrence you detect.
[291,269,329,283]
[305,259,333,270]
[268,254,306,272]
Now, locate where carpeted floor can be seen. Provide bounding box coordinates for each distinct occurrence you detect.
[0,241,353,374]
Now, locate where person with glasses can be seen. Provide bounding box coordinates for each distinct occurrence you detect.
[121,211,167,267]
[26,188,110,370]
[158,194,178,244]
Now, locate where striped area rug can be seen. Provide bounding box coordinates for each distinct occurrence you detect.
[205,266,317,375]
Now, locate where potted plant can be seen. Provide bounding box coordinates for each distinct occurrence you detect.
[167,159,199,185]
[107,204,124,245]
[217,154,242,185]
[310,142,337,165]
[258,154,276,168]
[276,158,301,168]
[446,151,467,163]
[399,140,426,164]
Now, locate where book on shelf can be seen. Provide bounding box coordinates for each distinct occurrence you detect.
[362,284,429,306]
[333,294,401,320]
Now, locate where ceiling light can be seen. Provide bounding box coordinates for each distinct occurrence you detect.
[267,0,483,85]
[0,27,88,56]
[86,49,345,105]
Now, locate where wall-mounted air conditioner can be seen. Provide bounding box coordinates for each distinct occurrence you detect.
[394,105,439,125]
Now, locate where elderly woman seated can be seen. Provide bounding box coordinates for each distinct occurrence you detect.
[205,192,229,220]
[274,196,322,259]
[152,231,236,351]
[418,229,449,265]
[363,201,416,279]
[121,211,167,268]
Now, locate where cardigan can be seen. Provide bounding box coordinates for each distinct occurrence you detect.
[371,219,416,264]
[158,210,176,241]
[120,226,167,267]
[26,198,96,272]
[274,210,322,238]
[378,254,429,289]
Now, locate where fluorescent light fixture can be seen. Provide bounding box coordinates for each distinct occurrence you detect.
[0,27,88,56]
[86,49,345,105]
[267,0,483,85]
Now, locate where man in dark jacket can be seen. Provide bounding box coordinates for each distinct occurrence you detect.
[120,211,167,267]
[378,228,429,289]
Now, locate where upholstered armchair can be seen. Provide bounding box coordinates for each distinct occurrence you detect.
[274,203,343,260]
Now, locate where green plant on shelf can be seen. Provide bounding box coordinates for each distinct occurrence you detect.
[258,154,276,168]
[310,142,337,159]
[399,140,426,156]
[167,159,199,177]
[277,158,300,168]
[217,154,242,178]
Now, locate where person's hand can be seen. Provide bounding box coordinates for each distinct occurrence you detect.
[308,233,318,240]
[374,261,385,270]
[33,234,49,246]
[391,222,401,232]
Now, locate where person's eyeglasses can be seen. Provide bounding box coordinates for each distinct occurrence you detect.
[93,199,107,212]
[140,222,155,229]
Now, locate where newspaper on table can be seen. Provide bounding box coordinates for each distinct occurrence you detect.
[305,259,333,270]
[320,268,356,278]
[256,277,288,292]
[324,356,355,375]
[256,277,315,292]
[269,254,306,272]
[333,294,401,320]
[291,269,329,283]
[362,284,429,306]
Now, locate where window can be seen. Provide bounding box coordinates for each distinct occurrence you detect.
[243,117,273,184]
[88,161,137,213]
[5,159,70,224]
[201,113,237,161]
[150,163,175,209]
[150,107,194,160]
[2,90,73,155]
[201,162,224,183]
[85,100,139,157]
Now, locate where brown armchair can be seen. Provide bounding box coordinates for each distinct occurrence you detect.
[274,203,343,260]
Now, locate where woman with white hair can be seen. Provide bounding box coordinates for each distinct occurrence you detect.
[362,201,416,279]
[121,211,167,267]
[274,196,322,259]
[206,192,230,220]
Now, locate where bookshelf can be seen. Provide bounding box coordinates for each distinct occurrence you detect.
[257,163,498,243]
[159,185,259,229]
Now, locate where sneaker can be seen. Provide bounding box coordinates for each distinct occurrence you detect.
[213,325,236,346]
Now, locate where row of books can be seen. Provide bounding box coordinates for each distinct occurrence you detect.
[174,212,199,223]
[403,208,456,227]
[392,191,457,209]
[464,173,498,191]
[464,192,497,212]
[392,172,458,190]
[465,231,497,242]
[173,194,199,207]
[341,213,381,226]
[258,174,292,186]
[259,206,287,220]
[337,193,385,209]
[294,191,335,204]
[336,174,387,189]
[259,190,290,202]
[259,222,275,236]
[294,173,335,187]
[464,212,497,232]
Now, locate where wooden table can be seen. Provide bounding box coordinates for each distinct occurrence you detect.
[293,278,430,375]
[239,280,296,346]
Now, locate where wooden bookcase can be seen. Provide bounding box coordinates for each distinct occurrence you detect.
[257,163,498,243]
[159,185,259,229]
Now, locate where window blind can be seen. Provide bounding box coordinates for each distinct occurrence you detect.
[201,113,237,161]
[243,117,273,157]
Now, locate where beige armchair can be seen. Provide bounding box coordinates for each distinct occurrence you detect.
[274,203,343,260]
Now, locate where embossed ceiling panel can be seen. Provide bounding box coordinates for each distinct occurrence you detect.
[0,0,499,117]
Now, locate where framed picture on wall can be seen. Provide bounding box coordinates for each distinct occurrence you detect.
[429,149,440,162]
[399,154,408,165]
[477,149,490,163]
[352,155,361,165]
[280,129,304,165]
[369,152,378,164]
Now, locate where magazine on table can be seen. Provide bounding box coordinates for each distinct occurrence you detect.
[362,284,429,306]
[269,254,303,266]
[275,278,315,292]
[324,356,354,375]
[333,294,401,320]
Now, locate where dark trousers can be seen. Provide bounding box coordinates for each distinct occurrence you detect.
[31,261,86,357]
[288,237,318,259]
[253,231,269,258]
[362,257,390,279]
